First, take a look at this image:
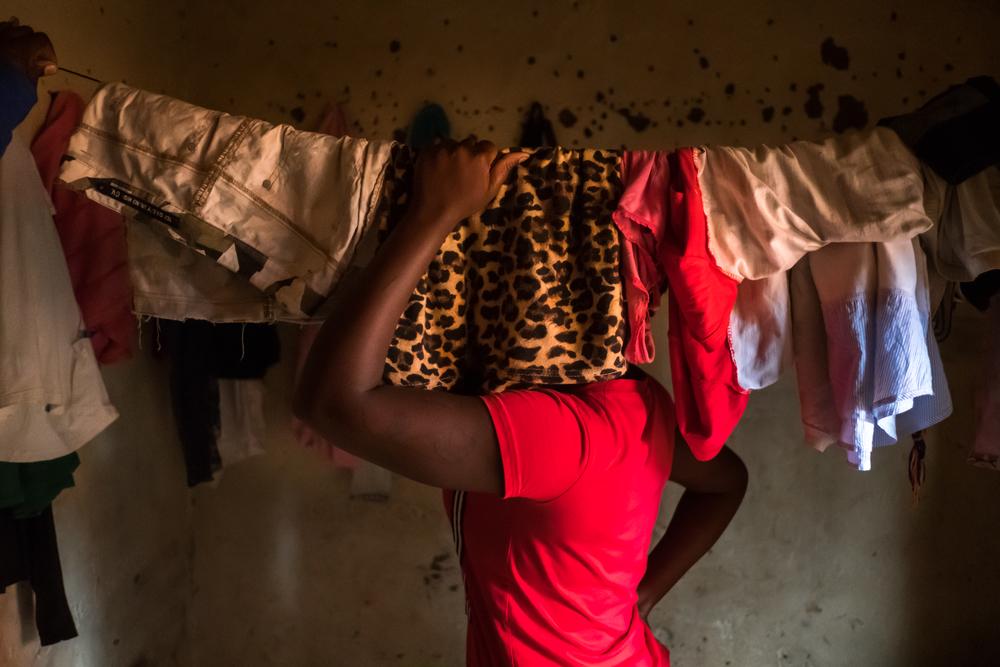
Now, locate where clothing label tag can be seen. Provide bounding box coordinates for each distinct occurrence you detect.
[92,179,180,228]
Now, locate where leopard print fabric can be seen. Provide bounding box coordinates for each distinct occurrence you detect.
[376,145,627,393]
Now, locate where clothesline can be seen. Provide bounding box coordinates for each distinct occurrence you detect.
[58,66,101,85]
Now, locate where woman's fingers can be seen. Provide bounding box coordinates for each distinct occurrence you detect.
[487,152,529,199]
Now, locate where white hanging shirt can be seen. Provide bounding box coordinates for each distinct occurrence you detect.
[0,136,118,461]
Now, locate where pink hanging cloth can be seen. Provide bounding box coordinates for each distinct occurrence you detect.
[612,149,748,460]
[31,91,134,364]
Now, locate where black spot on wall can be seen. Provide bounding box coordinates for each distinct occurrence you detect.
[687,107,705,124]
[890,10,897,21]
[389,39,401,53]
[833,95,868,133]
[609,33,618,42]
[698,56,710,69]
[290,107,305,123]
[805,84,825,119]
[558,108,578,128]
[724,82,735,95]
[782,106,792,116]
[617,108,651,132]
[762,106,775,122]
[577,69,585,78]
[527,56,536,65]
[820,37,850,70]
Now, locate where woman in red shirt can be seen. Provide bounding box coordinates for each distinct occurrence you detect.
[296,139,748,666]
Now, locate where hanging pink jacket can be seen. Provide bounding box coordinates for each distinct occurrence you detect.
[31,91,134,364]
[613,148,747,460]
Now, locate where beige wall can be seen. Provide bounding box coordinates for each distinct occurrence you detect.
[3,1,1000,665]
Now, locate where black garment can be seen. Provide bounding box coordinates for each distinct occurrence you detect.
[209,322,281,378]
[160,320,280,487]
[961,270,1000,312]
[0,506,78,646]
[519,102,557,148]
[879,76,1000,184]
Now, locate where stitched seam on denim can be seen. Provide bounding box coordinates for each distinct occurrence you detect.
[76,123,210,174]
[193,118,254,208]
[214,171,333,264]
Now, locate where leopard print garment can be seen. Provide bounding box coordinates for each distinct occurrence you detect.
[376,145,627,393]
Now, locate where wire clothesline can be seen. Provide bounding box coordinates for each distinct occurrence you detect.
[58,66,102,84]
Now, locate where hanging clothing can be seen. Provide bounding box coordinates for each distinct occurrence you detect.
[0,453,79,519]
[0,136,118,463]
[60,82,395,321]
[449,375,674,666]
[160,320,279,486]
[790,238,952,470]
[161,320,222,487]
[377,145,628,393]
[662,149,746,460]
[611,149,745,460]
[408,103,451,150]
[519,102,557,148]
[30,90,134,364]
[728,273,792,391]
[127,218,276,322]
[696,127,933,283]
[960,270,1000,312]
[879,75,1000,185]
[970,292,1000,470]
[612,150,670,365]
[216,380,266,467]
[0,507,78,646]
[0,60,36,156]
[921,166,1000,283]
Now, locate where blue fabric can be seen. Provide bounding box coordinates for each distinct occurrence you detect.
[0,61,36,156]
[407,103,450,150]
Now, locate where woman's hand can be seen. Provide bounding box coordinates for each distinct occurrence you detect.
[0,18,57,82]
[409,136,527,231]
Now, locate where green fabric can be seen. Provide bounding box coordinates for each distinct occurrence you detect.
[0,453,80,518]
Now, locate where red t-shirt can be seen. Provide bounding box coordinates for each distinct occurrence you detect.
[444,376,675,666]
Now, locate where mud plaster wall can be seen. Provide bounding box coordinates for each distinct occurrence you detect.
[2,1,1000,666]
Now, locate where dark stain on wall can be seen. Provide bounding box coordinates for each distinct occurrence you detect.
[618,108,652,132]
[389,39,401,53]
[805,84,825,119]
[820,38,850,70]
[832,95,868,132]
[290,107,305,124]
[761,106,775,123]
[558,108,578,128]
[724,82,735,96]
[687,107,705,124]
